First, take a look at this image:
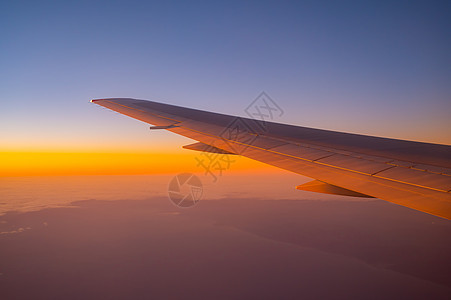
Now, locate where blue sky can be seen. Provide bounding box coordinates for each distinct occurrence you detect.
[1,0,450,151]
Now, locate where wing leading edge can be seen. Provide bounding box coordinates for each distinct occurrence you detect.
[91,98,451,219]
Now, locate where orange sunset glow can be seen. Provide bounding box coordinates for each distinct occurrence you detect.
[0,151,273,176]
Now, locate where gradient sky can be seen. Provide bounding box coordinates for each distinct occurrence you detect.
[1,0,450,157]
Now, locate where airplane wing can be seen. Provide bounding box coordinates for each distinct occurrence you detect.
[91,98,451,219]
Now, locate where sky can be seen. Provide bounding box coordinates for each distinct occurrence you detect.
[1,0,450,175]
[1,3,450,296]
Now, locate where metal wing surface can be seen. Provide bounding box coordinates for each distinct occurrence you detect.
[91,98,451,219]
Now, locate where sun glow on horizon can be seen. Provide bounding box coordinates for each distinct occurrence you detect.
[0,151,274,177]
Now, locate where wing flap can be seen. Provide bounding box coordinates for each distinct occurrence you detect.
[411,164,451,176]
[270,144,333,161]
[315,153,395,175]
[375,167,451,192]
